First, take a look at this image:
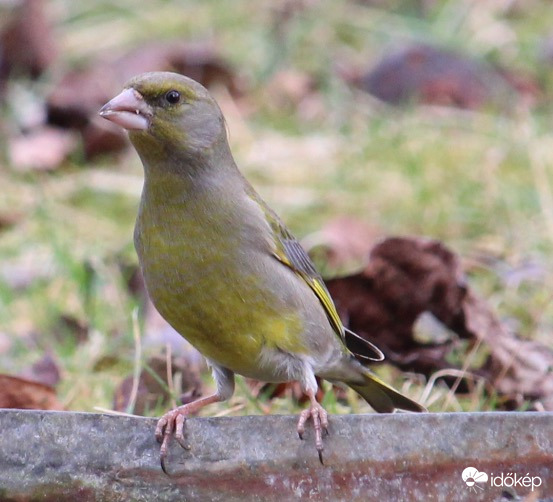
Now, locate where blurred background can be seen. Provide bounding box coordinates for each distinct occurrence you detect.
[1,0,553,418]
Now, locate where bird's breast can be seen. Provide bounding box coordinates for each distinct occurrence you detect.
[133,193,309,376]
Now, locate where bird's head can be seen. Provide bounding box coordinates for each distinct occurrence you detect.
[99,71,227,162]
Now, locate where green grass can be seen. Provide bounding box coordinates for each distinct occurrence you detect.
[1,0,553,418]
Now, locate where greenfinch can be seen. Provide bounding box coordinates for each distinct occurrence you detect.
[99,72,425,473]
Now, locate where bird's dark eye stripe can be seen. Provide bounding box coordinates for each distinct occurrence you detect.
[165,90,181,104]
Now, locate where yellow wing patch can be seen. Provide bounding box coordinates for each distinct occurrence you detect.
[308,276,344,337]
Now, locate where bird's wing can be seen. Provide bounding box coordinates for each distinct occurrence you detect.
[273,220,344,337]
[249,190,383,362]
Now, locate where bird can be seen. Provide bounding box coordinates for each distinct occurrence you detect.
[99,71,425,473]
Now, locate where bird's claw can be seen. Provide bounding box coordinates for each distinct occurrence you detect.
[296,402,329,464]
[155,407,190,475]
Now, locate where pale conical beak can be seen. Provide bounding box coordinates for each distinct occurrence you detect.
[99,88,151,131]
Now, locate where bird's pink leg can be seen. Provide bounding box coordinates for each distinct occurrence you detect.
[155,393,222,474]
[296,389,329,464]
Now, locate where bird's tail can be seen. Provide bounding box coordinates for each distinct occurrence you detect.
[348,369,426,413]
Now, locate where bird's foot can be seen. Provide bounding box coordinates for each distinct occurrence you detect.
[155,393,220,475]
[155,406,192,474]
[297,393,329,464]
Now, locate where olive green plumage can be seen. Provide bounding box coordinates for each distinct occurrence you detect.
[101,71,425,415]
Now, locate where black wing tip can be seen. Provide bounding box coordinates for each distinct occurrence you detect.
[344,327,385,362]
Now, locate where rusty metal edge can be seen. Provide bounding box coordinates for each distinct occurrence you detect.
[0,410,551,501]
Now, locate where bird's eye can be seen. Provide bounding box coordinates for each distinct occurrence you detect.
[165,90,181,104]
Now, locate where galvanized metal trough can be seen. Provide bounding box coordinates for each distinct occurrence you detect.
[0,409,551,501]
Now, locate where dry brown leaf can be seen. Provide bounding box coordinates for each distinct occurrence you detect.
[463,293,553,410]
[327,237,465,368]
[0,374,63,410]
[354,43,538,111]
[326,236,553,409]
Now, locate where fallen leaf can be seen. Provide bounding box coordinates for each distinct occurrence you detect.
[0,0,57,86]
[354,43,534,111]
[9,126,77,172]
[0,374,63,410]
[326,236,466,368]
[326,236,553,409]
[462,293,553,410]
